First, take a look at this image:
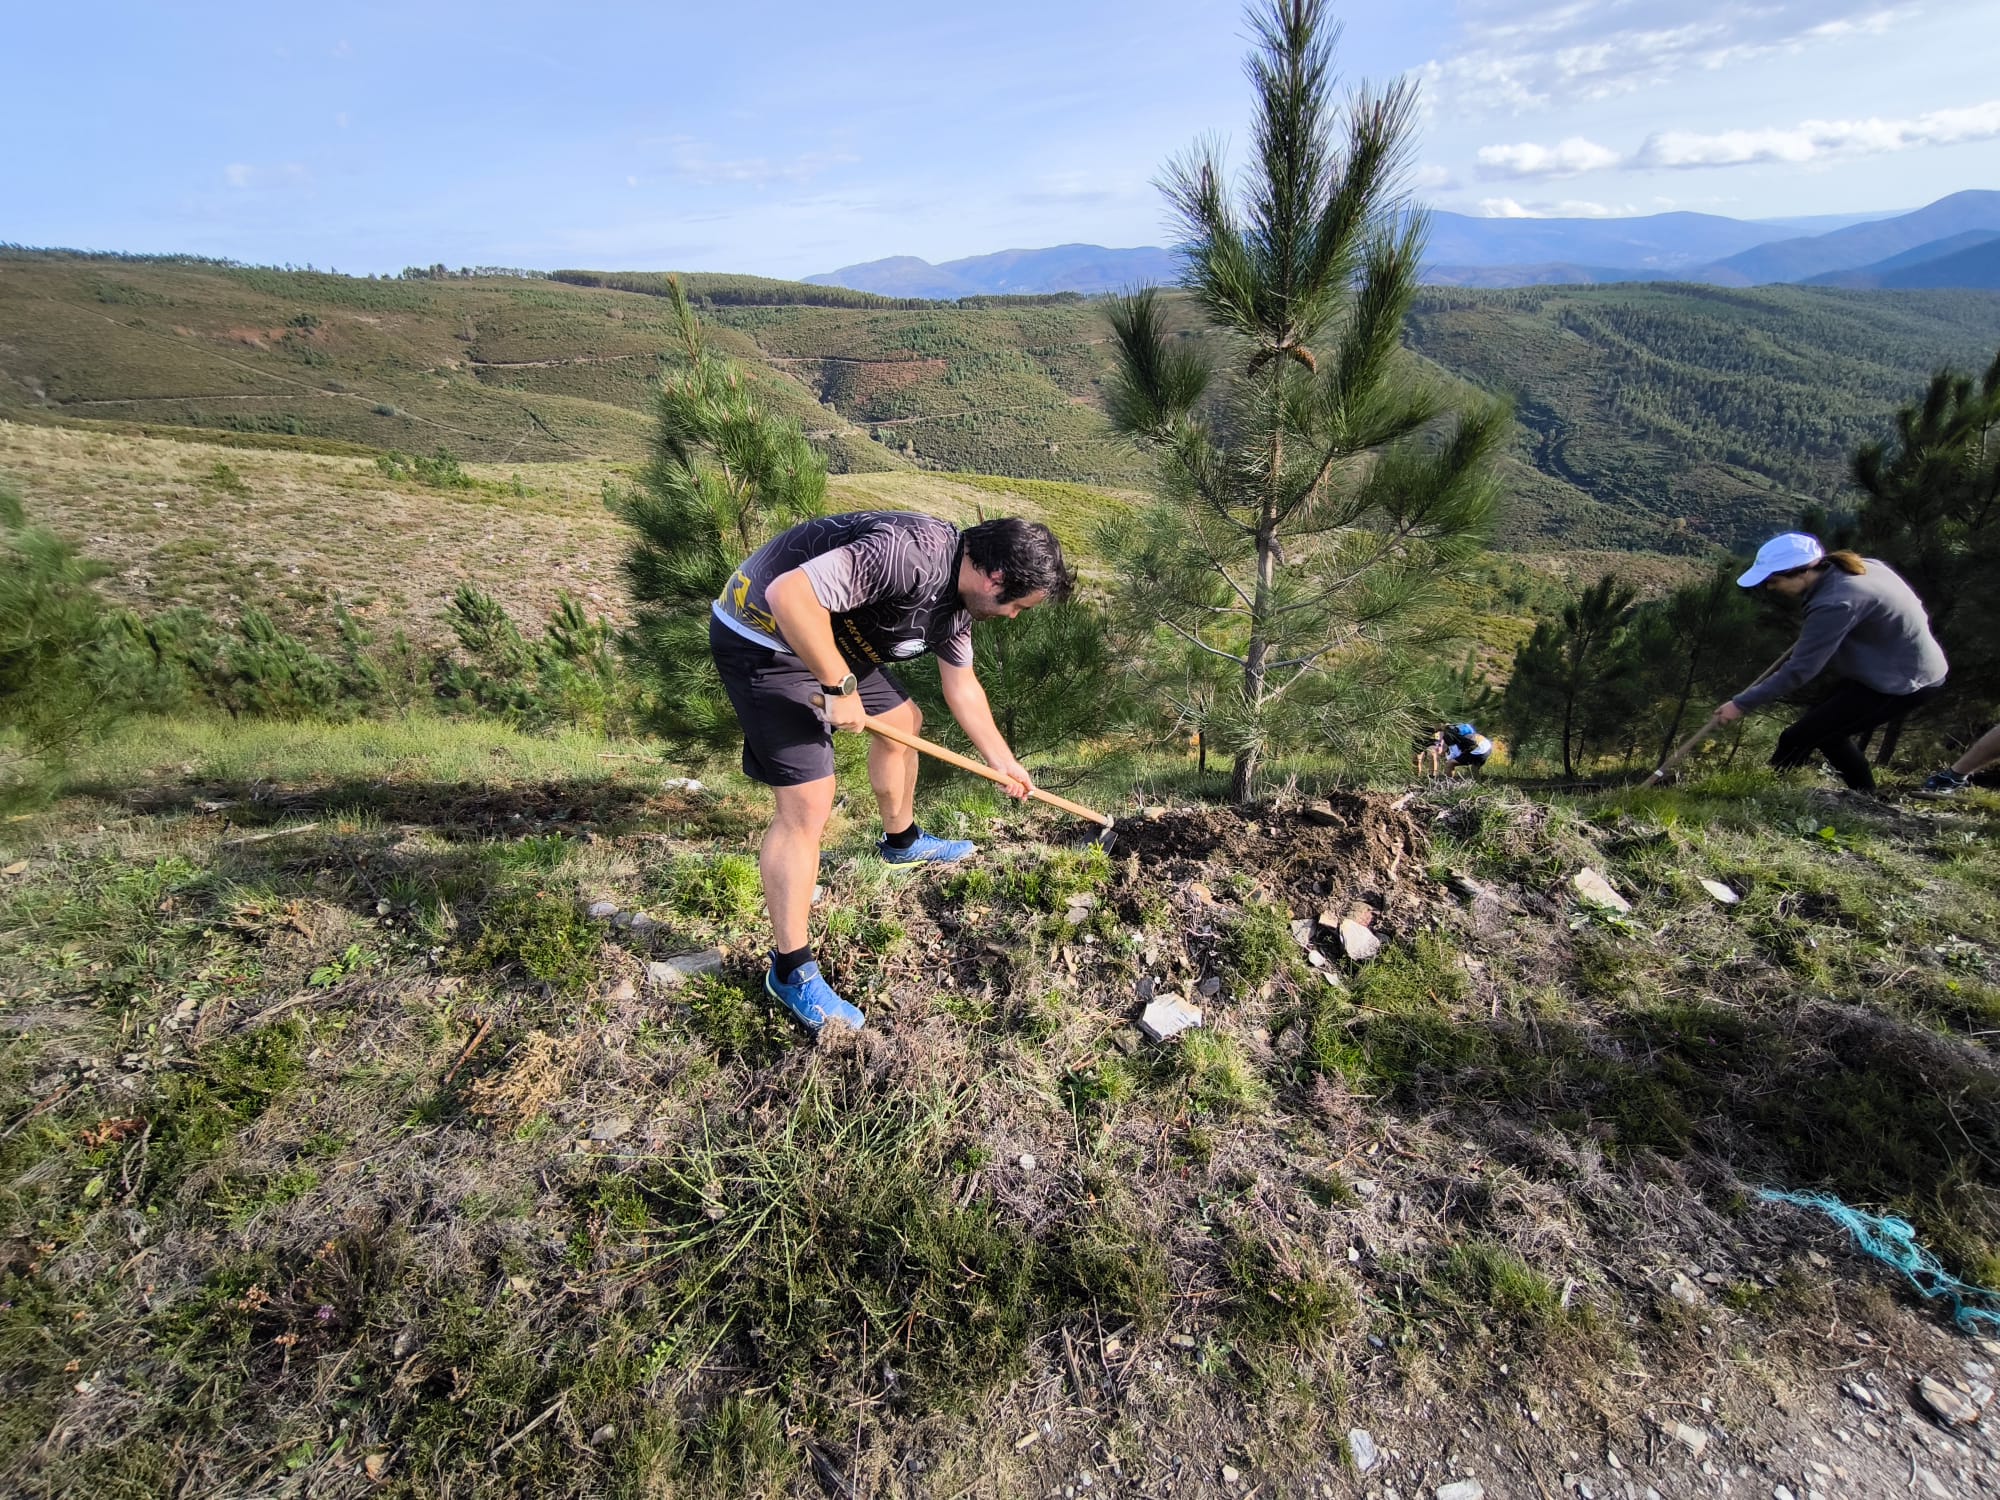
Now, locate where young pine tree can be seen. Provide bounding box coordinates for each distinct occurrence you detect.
[1627,563,1771,770]
[1104,0,1505,800]
[1852,348,2000,740]
[1498,573,1637,779]
[614,278,826,746]
[0,488,115,760]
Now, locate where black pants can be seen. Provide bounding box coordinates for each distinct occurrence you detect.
[1771,680,1944,790]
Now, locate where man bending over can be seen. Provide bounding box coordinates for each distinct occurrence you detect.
[709,512,1070,1033]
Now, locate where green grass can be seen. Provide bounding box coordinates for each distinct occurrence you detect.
[3,713,2000,1495]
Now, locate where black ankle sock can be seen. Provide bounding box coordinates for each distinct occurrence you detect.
[882,823,921,850]
[773,945,813,982]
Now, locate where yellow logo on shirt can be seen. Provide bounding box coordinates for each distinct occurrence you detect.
[719,570,781,637]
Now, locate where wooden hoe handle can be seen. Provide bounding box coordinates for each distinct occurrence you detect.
[1647,647,1794,783]
[857,715,1113,828]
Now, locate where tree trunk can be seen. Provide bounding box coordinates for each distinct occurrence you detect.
[1875,715,1905,767]
[1233,392,1284,804]
[1657,659,1698,767]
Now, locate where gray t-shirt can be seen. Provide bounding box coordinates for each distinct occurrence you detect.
[1734,559,1948,708]
[713,511,973,670]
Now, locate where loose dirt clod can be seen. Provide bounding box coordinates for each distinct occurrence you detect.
[1109,795,1433,932]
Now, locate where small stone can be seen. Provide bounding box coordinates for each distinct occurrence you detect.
[645,948,725,988]
[1700,878,1740,905]
[1140,996,1203,1041]
[1345,903,1374,928]
[1842,1380,1878,1410]
[1136,975,1156,1002]
[660,777,704,792]
[1572,867,1631,913]
[1018,1153,1037,1172]
[1774,1486,1796,1500]
[590,1115,633,1142]
[506,1275,534,1294]
[586,899,618,919]
[1168,1333,1197,1349]
[1348,1429,1380,1473]
[1,860,28,877]
[1222,1465,1240,1485]
[1308,948,1327,967]
[363,1452,388,1479]
[1339,919,1381,961]
[1669,1422,1708,1458]
[607,978,637,1002]
[1668,1272,1704,1306]
[1436,1481,1485,1500]
[1290,918,1316,947]
[1196,975,1222,997]
[590,1424,616,1447]
[1066,906,1092,926]
[1143,805,1168,820]
[1352,1177,1380,1198]
[1916,1468,1951,1499]
[1919,1375,1981,1426]
[1303,801,1341,827]
[627,911,659,936]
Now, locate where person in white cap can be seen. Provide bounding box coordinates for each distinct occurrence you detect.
[1715,533,1948,792]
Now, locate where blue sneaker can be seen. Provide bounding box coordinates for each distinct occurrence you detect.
[765,960,865,1032]
[879,829,976,866]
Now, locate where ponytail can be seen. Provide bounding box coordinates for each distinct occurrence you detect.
[1824,550,1866,575]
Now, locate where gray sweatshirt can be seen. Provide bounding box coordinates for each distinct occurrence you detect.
[1733,558,1948,710]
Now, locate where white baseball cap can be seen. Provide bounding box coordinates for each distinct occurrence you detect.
[1737,532,1825,588]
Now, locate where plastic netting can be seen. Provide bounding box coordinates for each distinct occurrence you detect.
[1762,1188,2000,1332]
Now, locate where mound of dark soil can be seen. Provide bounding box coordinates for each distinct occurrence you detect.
[1113,793,1435,932]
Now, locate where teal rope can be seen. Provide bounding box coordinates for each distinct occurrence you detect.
[1761,1189,2000,1332]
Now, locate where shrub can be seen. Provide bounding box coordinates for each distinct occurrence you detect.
[464,889,603,996]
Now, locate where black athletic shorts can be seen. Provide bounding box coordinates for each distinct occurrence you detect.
[709,615,911,786]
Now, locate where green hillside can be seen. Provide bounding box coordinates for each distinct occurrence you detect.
[8,251,2000,551]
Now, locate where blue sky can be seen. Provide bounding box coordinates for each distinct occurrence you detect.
[8,1,1998,277]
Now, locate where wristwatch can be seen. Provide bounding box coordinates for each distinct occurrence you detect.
[821,673,859,698]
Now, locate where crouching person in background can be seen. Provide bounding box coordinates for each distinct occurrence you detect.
[1717,533,1947,793]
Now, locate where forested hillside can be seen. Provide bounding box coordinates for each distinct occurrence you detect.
[1405,283,2000,549]
[7,250,2000,550]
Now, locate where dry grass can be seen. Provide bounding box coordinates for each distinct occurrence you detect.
[1,423,1143,648]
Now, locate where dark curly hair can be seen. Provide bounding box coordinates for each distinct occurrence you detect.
[962,518,1073,603]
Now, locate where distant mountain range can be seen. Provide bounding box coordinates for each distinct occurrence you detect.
[803,243,1180,299]
[808,191,2000,296]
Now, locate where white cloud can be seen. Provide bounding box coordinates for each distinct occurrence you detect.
[1469,97,2000,179]
[1634,99,2000,167]
[1424,1,1917,114]
[1476,135,1620,178]
[1474,195,1633,218]
[1411,163,1458,190]
[656,135,859,188]
[221,162,309,191]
